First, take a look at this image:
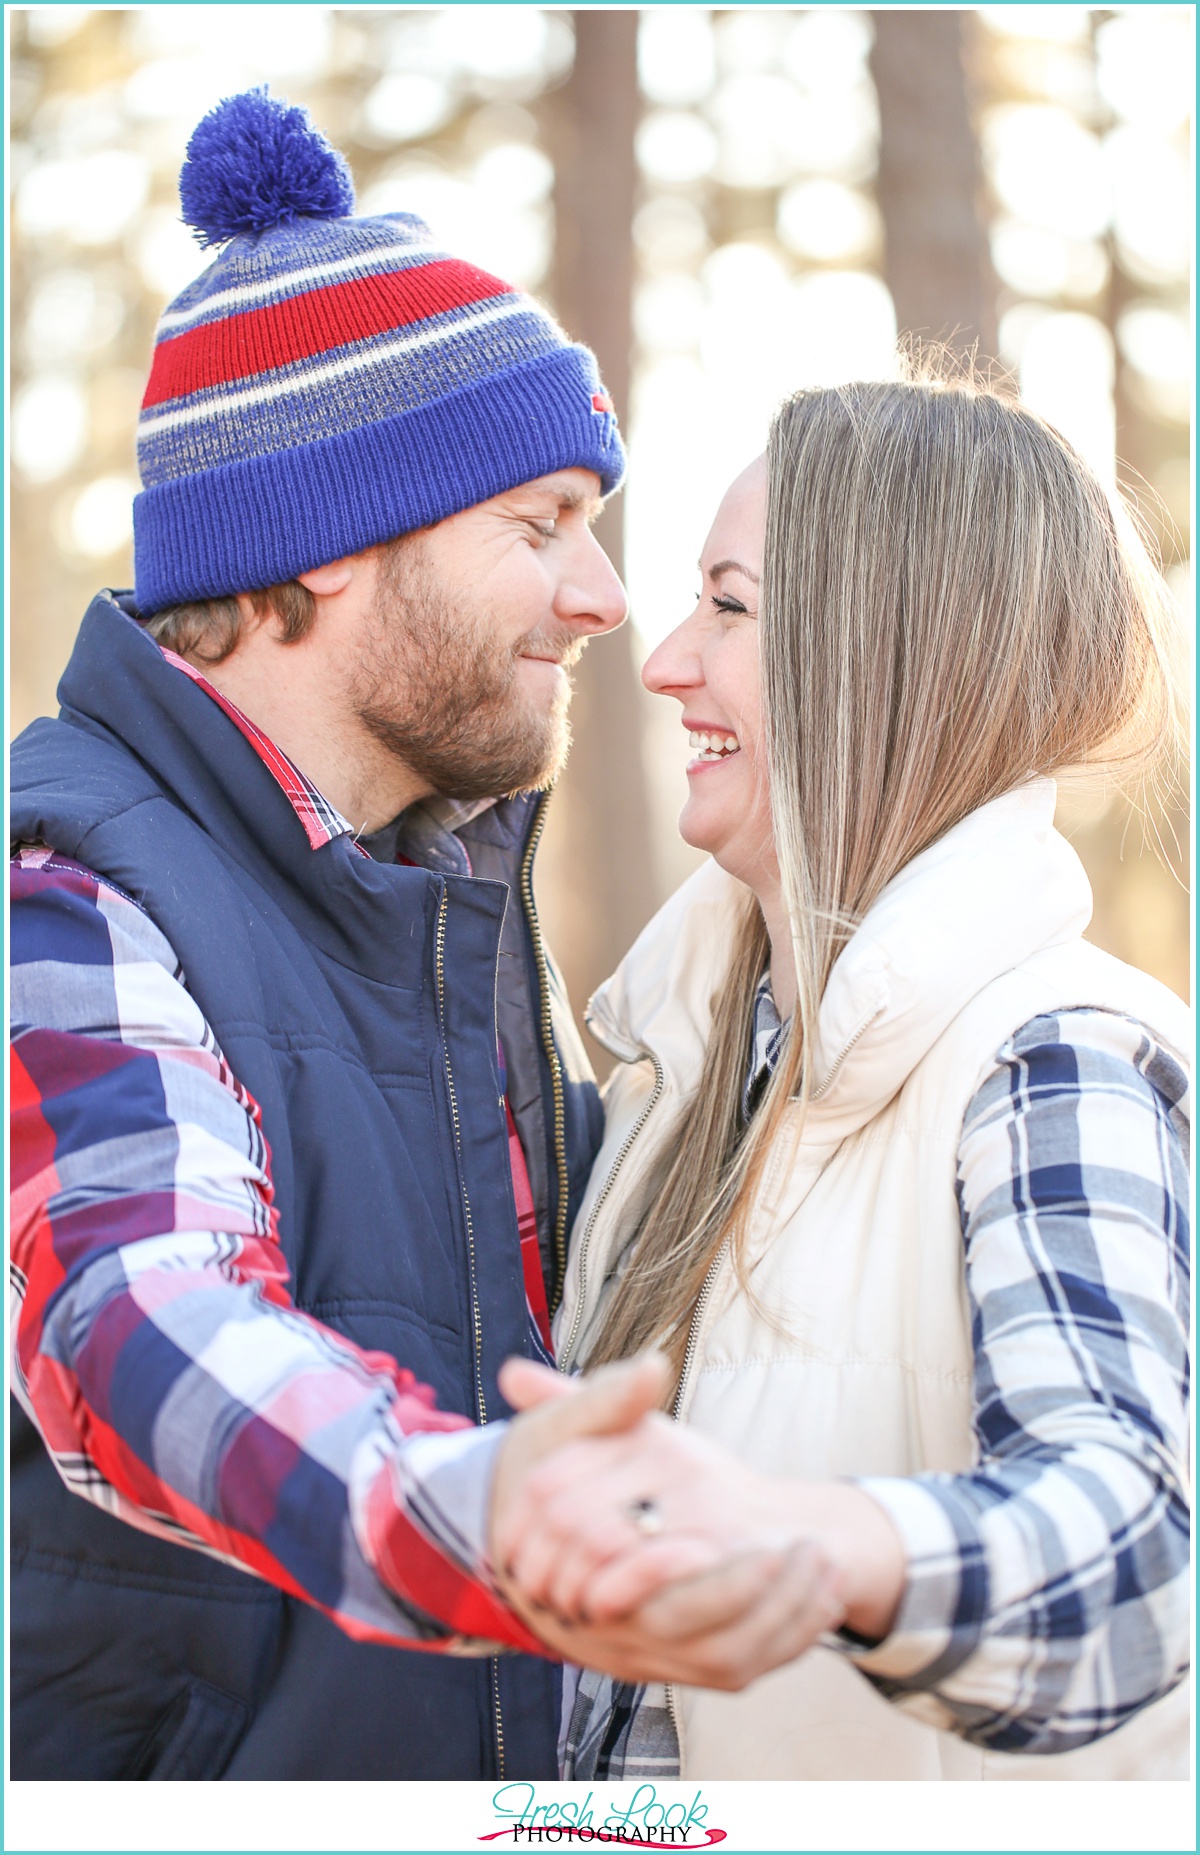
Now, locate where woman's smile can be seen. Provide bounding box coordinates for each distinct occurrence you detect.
[642,456,772,892]
[685,724,742,770]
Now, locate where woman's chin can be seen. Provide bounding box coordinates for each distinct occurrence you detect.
[677,803,740,868]
[677,807,776,897]
[676,802,718,856]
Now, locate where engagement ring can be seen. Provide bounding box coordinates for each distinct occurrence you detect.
[629,1497,663,1536]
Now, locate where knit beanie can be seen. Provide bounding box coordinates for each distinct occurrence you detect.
[132,90,626,614]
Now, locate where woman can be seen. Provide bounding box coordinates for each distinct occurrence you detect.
[498,374,1191,1780]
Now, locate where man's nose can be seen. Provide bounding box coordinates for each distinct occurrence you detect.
[558,530,629,635]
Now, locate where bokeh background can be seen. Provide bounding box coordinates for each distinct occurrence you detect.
[9,5,1193,1062]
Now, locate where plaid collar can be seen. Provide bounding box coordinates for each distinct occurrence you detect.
[382,796,497,878]
[742,968,788,1122]
[162,647,354,851]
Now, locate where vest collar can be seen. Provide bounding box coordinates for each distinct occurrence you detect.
[58,588,542,877]
[46,592,553,986]
[587,781,1093,1141]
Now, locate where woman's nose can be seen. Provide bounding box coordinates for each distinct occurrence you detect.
[642,613,702,697]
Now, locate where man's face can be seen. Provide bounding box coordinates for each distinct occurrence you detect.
[351,469,628,801]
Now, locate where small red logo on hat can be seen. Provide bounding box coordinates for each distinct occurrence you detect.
[591,393,614,413]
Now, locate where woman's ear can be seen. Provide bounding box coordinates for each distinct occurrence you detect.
[296,558,355,597]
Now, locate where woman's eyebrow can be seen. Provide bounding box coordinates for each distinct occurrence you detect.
[704,558,761,584]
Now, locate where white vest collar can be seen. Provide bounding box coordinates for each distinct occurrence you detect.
[587,781,1093,1141]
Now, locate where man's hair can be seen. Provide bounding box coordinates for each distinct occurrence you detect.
[144,531,423,663]
[145,580,316,664]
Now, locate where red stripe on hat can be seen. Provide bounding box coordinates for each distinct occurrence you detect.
[142,258,512,410]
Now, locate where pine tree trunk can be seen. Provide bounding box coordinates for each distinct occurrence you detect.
[541,12,658,1064]
[869,10,998,363]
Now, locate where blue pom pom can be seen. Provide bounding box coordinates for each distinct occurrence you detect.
[179,88,355,248]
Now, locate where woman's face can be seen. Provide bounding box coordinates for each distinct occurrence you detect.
[642,455,776,894]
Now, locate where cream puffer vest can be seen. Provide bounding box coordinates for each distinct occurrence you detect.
[554,784,1191,1780]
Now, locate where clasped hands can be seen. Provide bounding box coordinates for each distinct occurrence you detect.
[489,1354,905,1693]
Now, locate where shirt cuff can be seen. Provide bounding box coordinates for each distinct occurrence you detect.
[355,1414,549,1656]
[389,1419,511,1586]
[831,1475,989,1685]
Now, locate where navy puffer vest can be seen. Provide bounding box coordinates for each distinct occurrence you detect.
[9,592,603,1780]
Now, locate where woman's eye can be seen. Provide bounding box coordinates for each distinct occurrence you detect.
[711,594,748,616]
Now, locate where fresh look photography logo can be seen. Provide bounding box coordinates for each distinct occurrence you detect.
[479,1784,727,1847]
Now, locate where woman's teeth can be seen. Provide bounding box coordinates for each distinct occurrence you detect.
[688,730,740,761]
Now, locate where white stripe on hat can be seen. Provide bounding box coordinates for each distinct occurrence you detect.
[155,240,448,338]
[138,298,538,439]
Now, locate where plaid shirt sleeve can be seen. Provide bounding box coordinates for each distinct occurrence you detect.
[9,848,545,1659]
[845,1007,1191,1751]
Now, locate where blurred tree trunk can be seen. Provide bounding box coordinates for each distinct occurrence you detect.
[869,10,998,364]
[542,12,657,1065]
[1079,13,1190,1006]
[1088,15,1163,529]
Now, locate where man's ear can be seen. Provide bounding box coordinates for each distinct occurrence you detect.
[297,558,355,597]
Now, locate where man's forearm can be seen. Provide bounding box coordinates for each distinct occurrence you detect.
[15,1214,543,1652]
[11,856,543,1657]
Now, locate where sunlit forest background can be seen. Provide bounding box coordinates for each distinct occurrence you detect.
[9,5,1192,1056]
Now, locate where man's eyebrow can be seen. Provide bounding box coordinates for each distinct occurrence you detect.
[509,482,605,517]
[550,483,605,516]
[703,557,761,584]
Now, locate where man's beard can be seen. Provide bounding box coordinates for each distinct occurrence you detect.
[352,537,583,802]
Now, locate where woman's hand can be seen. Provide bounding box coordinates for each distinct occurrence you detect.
[489,1353,844,1690]
[502,1537,846,1692]
[490,1354,738,1606]
[493,1355,907,1643]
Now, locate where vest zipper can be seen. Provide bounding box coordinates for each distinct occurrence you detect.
[489,1659,507,1781]
[662,1235,730,1760]
[669,998,883,1380]
[435,888,488,1425]
[435,887,505,1778]
[665,1679,680,1745]
[519,791,570,1315]
[811,1005,885,1101]
[659,1007,882,1755]
[609,1008,884,1759]
[671,1238,729,1420]
[563,1009,881,1374]
[557,1052,665,1374]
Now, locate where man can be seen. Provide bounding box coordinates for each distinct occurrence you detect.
[10,92,832,1782]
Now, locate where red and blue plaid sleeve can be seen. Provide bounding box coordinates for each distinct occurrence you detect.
[9,847,545,1657]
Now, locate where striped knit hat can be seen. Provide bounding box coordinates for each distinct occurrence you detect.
[133,90,626,614]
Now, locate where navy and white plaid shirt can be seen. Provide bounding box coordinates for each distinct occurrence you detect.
[563,983,1191,1775]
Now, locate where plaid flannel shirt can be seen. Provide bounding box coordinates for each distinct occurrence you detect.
[562,982,1191,1775]
[10,656,540,1658]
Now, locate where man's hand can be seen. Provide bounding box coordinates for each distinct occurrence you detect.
[495,1377,807,1622]
[505,1539,844,1692]
[492,1353,735,1595]
[489,1355,846,1691]
[493,1353,905,1657]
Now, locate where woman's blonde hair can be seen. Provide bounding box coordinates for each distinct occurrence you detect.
[585,362,1185,1388]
